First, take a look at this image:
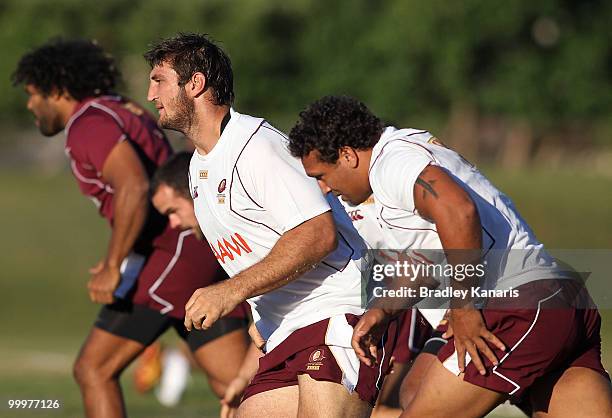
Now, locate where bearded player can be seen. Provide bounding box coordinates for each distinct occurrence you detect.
[13,38,249,418]
[288,96,612,418]
[145,33,397,417]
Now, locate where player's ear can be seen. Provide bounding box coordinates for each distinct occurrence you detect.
[339,146,359,169]
[189,72,207,98]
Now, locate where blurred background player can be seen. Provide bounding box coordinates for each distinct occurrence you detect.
[150,151,263,417]
[145,33,395,417]
[12,38,249,418]
[289,95,612,418]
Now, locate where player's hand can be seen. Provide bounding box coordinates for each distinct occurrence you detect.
[220,375,249,418]
[248,323,266,352]
[444,308,506,375]
[351,308,391,367]
[184,282,241,331]
[87,262,120,304]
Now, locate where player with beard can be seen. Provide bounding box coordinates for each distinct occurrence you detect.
[13,38,249,418]
[288,96,612,418]
[145,33,396,417]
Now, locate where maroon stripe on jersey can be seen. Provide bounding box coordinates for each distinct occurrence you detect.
[368,131,429,177]
[262,123,289,140]
[378,205,438,233]
[235,167,263,209]
[229,121,283,236]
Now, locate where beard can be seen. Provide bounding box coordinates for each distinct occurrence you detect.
[158,89,195,133]
[37,114,63,137]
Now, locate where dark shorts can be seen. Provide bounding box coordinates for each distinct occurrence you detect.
[242,314,399,406]
[392,309,434,363]
[95,302,249,352]
[437,280,609,401]
[130,226,231,319]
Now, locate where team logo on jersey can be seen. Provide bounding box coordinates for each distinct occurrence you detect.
[199,170,208,180]
[192,186,199,199]
[306,349,326,371]
[210,232,253,263]
[217,179,227,203]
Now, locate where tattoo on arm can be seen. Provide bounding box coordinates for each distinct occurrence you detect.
[416,176,438,199]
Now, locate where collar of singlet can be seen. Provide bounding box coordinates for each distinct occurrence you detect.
[220,110,231,135]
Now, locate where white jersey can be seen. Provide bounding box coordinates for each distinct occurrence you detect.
[340,195,447,327]
[189,109,366,352]
[369,126,566,292]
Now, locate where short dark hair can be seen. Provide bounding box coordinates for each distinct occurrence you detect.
[12,38,121,100]
[151,152,192,199]
[288,96,384,163]
[144,33,234,106]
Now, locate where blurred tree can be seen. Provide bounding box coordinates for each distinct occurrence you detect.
[2,0,611,158]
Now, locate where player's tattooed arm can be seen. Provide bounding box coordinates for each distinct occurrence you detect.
[415,176,438,200]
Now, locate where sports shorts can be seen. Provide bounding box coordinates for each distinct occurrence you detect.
[437,279,609,401]
[95,302,249,352]
[242,313,398,406]
[391,309,433,363]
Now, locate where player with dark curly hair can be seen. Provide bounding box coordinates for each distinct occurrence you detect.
[288,96,612,417]
[13,38,250,418]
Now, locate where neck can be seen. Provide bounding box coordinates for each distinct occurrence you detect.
[59,98,80,128]
[189,104,231,155]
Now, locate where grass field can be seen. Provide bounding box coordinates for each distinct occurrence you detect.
[0,166,610,418]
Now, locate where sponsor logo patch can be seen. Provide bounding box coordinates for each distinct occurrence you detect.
[199,170,208,179]
[306,349,326,371]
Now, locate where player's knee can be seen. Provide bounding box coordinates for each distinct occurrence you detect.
[73,356,114,386]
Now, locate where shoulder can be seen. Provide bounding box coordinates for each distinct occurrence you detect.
[234,117,292,168]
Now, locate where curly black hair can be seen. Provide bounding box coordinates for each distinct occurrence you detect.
[151,151,192,199]
[288,96,384,163]
[144,33,234,106]
[12,38,121,100]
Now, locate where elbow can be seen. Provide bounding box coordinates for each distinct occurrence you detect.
[319,227,338,256]
[454,196,480,228]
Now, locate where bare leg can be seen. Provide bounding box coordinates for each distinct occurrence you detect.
[297,373,372,418]
[236,386,299,418]
[73,327,146,418]
[191,328,249,397]
[401,359,506,418]
[372,361,411,418]
[399,353,436,409]
[531,367,612,418]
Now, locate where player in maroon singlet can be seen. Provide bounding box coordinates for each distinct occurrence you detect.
[13,39,249,418]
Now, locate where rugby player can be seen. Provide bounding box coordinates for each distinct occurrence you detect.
[151,151,263,417]
[288,96,612,417]
[13,39,249,418]
[145,33,395,417]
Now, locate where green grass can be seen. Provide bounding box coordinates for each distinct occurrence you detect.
[0,166,610,418]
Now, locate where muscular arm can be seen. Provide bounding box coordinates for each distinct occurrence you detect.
[102,140,150,267]
[88,140,149,304]
[414,165,505,373]
[414,164,482,271]
[185,211,338,330]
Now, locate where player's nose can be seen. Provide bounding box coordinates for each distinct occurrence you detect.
[168,214,181,229]
[146,83,157,102]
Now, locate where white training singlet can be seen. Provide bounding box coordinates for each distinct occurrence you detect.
[189,109,367,352]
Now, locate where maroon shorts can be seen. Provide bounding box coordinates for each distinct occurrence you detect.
[132,226,243,319]
[392,309,433,364]
[242,314,398,406]
[438,280,609,401]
